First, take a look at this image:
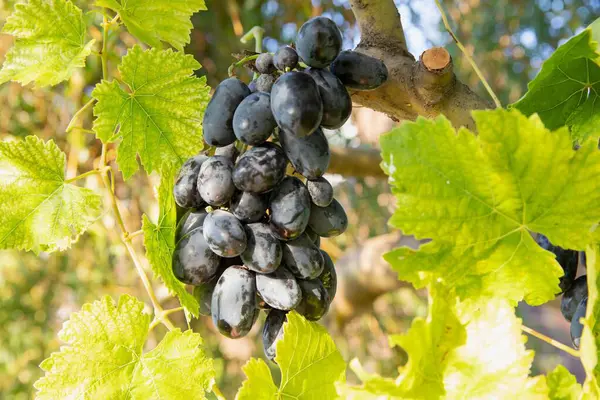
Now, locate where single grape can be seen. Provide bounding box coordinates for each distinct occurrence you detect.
[203,210,247,257]
[256,267,302,310]
[233,92,276,145]
[230,191,268,223]
[296,17,342,68]
[308,198,348,237]
[282,234,324,280]
[233,143,287,193]
[256,53,276,74]
[304,68,352,129]
[279,127,330,180]
[241,223,283,274]
[256,74,276,93]
[193,278,218,316]
[319,250,337,302]
[295,279,330,321]
[570,297,587,349]
[262,310,287,361]
[173,227,220,285]
[173,155,208,208]
[176,210,207,242]
[271,72,323,137]
[330,50,389,90]
[203,77,251,146]
[535,234,578,293]
[273,46,299,71]
[211,266,258,338]
[214,143,239,161]
[269,177,311,240]
[561,275,587,321]
[306,177,334,207]
[197,156,236,206]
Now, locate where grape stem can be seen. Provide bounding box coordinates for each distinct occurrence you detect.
[64,168,105,183]
[65,98,96,133]
[127,229,144,240]
[240,26,265,79]
[521,324,580,358]
[227,54,261,77]
[434,0,502,108]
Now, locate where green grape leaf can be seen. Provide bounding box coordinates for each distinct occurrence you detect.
[381,109,600,306]
[547,365,582,400]
[581,244,600,397]
[143,164,199,318]
[512,28,600,135]
[34,295,215,399]
[0,136,102,253]
[92,46,210,179]
[236,311,346,399]
[0,0,94,87]
[338,294,548,399]
[96,0,207,51]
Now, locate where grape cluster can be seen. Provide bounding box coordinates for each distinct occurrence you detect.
[535,234,587,348]
[173,16,386,360]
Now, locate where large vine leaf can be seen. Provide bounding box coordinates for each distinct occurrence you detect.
[512,23,600,142]
[236,311,346,399]
[34,295,215,399]
[96,0,207,51]
[382,109,600,306]
[0,0,94,87]
[143,164,199,318]
[0,136,102,253]
[337,292,548,399]
[581,244,600,397]
[92,46,210,179]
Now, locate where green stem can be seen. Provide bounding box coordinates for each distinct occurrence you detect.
[434,0,502,108]
[521,324,580,358]
[240,26,265,79]
[228,54,261,77]
[127,229,144,240]
[212,382,226,400]
[162,307,184,317]
[65,168,103,183]
[65,98,96,133]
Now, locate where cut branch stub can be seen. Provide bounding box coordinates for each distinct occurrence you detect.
[414,47,456,106]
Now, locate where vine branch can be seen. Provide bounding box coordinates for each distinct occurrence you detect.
[521,325,580,358]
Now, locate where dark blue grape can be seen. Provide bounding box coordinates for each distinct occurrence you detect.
[173,227,220,285]
[535,234,578,293]
[233,143,287,193]
[203,210,247,257]
[279,127,330,180]
[561,275,587,321]
[273,46,299,71]
[295,279,330,321]
[230,191,268,223]
[241,223,282,273]
[319,250,337,302]
[248,80,258,93]
[174,155,207,208]
[197,156,235,206]
[263,310,287,361]
[308,199,348,237]
[271,72,323,138]
[233,92,276,145]
[282,234,324,280]
[306,177,334,207]
[176,210,207,242]
[331,50,389,90]
[256,74,276,93]
[256,267,302,310]
[570,297,587,349]
[269,177,311,240]
[296,17,342,68]
[203,78,251,146]
[214,143,239,161]
[305,68,352,129]
[256,53,276,74]
[211,266,258,338]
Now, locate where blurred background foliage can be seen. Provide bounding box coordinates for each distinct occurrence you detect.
[0,0,596,398]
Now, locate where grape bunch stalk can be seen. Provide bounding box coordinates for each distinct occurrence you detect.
[172,16,387,360]
[535,234,588,349]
